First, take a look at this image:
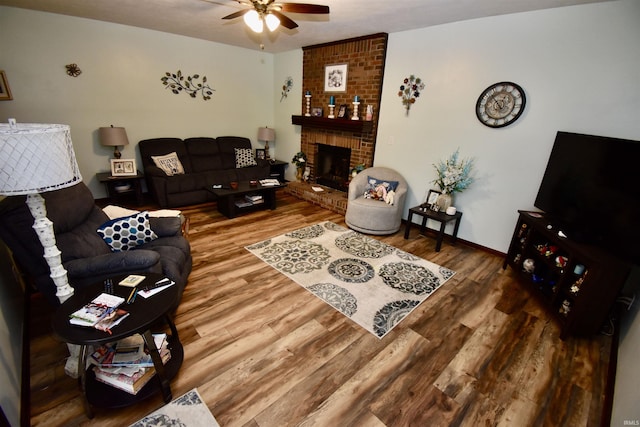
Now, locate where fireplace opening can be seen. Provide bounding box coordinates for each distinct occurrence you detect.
[315,144,351,192]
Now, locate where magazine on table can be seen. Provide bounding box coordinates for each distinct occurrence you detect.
[69,293,129,332]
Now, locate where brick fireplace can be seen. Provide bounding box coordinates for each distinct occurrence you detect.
[288,33,388,214]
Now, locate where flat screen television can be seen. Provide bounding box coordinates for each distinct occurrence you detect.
[534,131,640,265]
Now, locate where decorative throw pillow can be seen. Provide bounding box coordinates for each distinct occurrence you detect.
[234,148,258,168]
[363,176,399,204]
[97,211,158,252]
[151,152,185,176]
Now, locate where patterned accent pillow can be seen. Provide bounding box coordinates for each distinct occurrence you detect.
[97,211,158,252]
[234,148,258,168]
[363,176,399,204]
[151,152,185,176]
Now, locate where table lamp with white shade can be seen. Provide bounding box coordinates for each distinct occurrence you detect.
[0,121,83,304]
[258,126,275,161]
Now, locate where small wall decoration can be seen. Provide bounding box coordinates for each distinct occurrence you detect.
[0,70,12,101]
[398,75,425,116]
[280,76,293,102]
[324,64,347,92]
[111,159,137,177]
[161,70,215,100]
[65,63,82,77]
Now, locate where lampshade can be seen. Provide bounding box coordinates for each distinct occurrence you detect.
[99,125,129,159]
[0,123,83,195]
[258,127,275,142]
[265,13,280,32]
[244,10,264,33]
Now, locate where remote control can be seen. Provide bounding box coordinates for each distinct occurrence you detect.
[142,278,172,291]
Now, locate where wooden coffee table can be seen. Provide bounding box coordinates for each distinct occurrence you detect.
[206,180,287,218]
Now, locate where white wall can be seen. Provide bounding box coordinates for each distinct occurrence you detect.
[273,49,303,182]
[0,7,274,198]
[374,0,640,253]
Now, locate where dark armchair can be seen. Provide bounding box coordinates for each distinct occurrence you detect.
[0,182,192,307]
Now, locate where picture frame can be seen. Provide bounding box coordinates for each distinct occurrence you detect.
[337,104,348,118]
[425,189,441,210]
[311,107,323,117]
[324,63,348,92]
[0,70,12,101]
[110,159,137,177]
[255,148,266,160]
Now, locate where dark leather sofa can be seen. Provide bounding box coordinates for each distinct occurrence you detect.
[0,182,192,307]
[139,136,271,208]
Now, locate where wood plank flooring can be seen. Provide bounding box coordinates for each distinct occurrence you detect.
[28,193,613,426]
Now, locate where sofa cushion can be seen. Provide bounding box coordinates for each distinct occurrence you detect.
[152,152,185,176]
[217,136,252,169]
[185,138,223,172]
[235,147,258,168]
[97,211,158,252]
[139,138,193,173]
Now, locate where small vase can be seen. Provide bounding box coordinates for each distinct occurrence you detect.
[435,193,452,212]
[296,167,304,182]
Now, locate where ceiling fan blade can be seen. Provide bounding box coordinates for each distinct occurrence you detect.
[279,3,329,14]
[271,10,298,29]
[222,9,250,20]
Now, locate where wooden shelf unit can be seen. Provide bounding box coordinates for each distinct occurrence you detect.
[504,210,631,338]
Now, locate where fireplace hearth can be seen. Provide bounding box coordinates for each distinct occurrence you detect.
[315,144,351,192]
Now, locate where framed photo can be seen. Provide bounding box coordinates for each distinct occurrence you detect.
[0,70,12,101]
[255,148,266,160]
[425,189,441,210]
[110,159,137,177]
[324,63,347,92]
[311,107,323,117]
[337,104,348,118]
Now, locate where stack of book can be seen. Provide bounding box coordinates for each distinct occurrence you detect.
[69,293,129,333]
[245,194,263,204]
[90,333,171,395]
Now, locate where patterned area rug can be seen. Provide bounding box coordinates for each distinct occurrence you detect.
[246,221,455,338]
[129,388,219,427]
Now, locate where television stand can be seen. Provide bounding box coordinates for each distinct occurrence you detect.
[504,210,631,338]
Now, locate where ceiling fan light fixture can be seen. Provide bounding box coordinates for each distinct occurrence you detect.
[243,9,263,33]
[265,13,280,32]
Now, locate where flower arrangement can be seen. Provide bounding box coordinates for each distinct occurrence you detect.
[398,75,425,115]
[292,151,307,168]
[432,149,475,194]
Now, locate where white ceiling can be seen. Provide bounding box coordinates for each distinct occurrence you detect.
[0,0,612,53]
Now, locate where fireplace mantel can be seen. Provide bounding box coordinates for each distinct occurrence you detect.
[291,115,373,133]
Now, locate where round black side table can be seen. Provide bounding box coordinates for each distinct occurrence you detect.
[51,273,183,418]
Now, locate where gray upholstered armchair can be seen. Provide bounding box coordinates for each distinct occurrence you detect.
[345,166,408,235]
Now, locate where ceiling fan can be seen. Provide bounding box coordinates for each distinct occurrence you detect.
[221,0,330,33]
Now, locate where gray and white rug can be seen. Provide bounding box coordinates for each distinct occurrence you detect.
[246,221,455,338]
[129,388,219,427]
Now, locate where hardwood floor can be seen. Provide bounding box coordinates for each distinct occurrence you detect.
[28,193,613,426]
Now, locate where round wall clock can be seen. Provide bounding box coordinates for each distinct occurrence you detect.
[476,82,526,128]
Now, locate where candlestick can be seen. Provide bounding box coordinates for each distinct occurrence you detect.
[352,101,360,120]
[328,104,335,119]
[305,94,311,117]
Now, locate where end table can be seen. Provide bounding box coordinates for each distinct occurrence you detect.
[96,172,145,206]
[404,205,463,252]
[51,274,183,418]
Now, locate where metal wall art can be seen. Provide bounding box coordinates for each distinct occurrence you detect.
[161,70,215,100]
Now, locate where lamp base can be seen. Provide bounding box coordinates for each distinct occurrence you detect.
[264,141,270,161]
[25,193,74,303]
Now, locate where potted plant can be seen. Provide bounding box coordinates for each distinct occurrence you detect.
[432,149,475,211]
